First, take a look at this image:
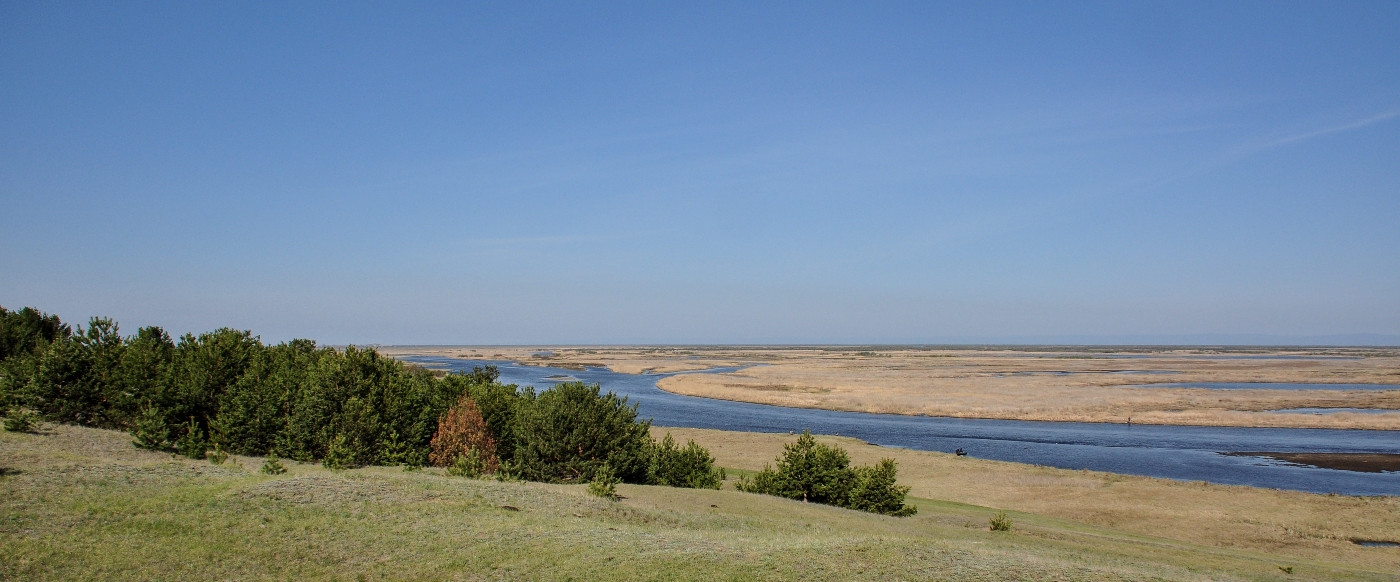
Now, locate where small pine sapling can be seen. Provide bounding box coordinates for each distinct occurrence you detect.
[2,408,39,433]
[174,419,207,459]
[130,407,169,450]
[207,443,229,465]
[989,511,1013,532]
[588,462,621,500]
[261,456,287,475]
[322,433,355,470]
[446,448,489,478]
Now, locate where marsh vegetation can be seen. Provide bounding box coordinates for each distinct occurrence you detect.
[387,346,1400,429]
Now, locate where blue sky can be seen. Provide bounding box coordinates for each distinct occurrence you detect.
[2,2,1398,344]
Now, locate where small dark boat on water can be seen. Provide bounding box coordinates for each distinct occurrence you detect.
[954,448,967,456]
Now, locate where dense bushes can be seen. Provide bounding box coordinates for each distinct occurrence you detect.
[0,306,727,492]
[0,307,471,466]
[515,381,654,483]
[736,431,915,516]
[651,433,724,489]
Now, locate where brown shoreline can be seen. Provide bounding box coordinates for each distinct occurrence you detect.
[379,345,1400,430]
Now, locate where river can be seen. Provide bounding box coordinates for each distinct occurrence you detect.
[404,356,1400,497]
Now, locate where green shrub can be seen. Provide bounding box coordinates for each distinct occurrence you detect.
[515,382,652,484]
[2,407,38,432]
[0,307,734,494]
[990,511,1013,532]
[446,448,491,478]
[737,431,915,516]
[130,406,169,450]
[260,456,287,475]
[588,462,620,500]
[736,431,853,505]
[494,459,521,481]
[847,459,917,516]
[207,444,229,465]
[0,306,69,362]
[174,419,207,459]
[651,433,723,489]
[322,433,355,470]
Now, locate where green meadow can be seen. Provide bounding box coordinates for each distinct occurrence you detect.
[4,424,1392,581]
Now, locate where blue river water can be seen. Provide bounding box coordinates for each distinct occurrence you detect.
[404,357,1400,497]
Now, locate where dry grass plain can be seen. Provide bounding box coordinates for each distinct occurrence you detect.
[4,424,1398,581]
[653,426,1400,575]
[379,346,1400,429]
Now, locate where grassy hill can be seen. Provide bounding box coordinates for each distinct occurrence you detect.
[2,424,1395,581]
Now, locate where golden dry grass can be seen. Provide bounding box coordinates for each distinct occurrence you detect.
[380,346,1400,429]
[652,426,1400,574]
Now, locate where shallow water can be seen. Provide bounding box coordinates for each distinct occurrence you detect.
[406,357,1400,496]
[1135,382,1400,391]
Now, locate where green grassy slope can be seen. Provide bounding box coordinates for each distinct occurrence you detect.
[1,425,1391,581]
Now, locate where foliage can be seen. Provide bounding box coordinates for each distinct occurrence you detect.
[737,430,915,516]
[207,444,229,465]
[131,406,170,450]
[990,511,1013,532]
[514,382,653,484]
[651,433,724,489]
[0,306,69,362]
[322,433,355,470]
[260,456,287,475]
[446,448,491,478]
[588,462,620,500]
[429,394,499,474]
[442,368,522,465]
[174,418,207,459]
[3,407,39,432]
[848,459,917,516]
[0,306,726,497]
[736,431,854,504]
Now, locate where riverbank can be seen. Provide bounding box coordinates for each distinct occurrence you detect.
[4,423,1397,580]
[379,346,1400,430]
[654,426,1400,574]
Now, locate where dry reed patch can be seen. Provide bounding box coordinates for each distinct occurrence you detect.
[385,346,1400,428]
[645,348,1400,429]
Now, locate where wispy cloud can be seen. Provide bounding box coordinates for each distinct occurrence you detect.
[1121,108,1400,198]
[1259,110,1400,149]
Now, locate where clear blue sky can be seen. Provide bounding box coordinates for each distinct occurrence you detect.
[2,2,1398,345]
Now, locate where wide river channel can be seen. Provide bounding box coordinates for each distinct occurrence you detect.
[405,357,1400,497]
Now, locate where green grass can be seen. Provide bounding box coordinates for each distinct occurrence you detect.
[2,425,1394,581]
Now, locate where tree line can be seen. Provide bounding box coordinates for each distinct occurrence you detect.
[1,305,912,514]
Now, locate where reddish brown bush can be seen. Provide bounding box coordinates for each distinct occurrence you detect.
[428,395,499,472]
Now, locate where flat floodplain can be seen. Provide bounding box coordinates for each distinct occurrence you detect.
[4,424,1398,581]
[379,346,1400,430]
